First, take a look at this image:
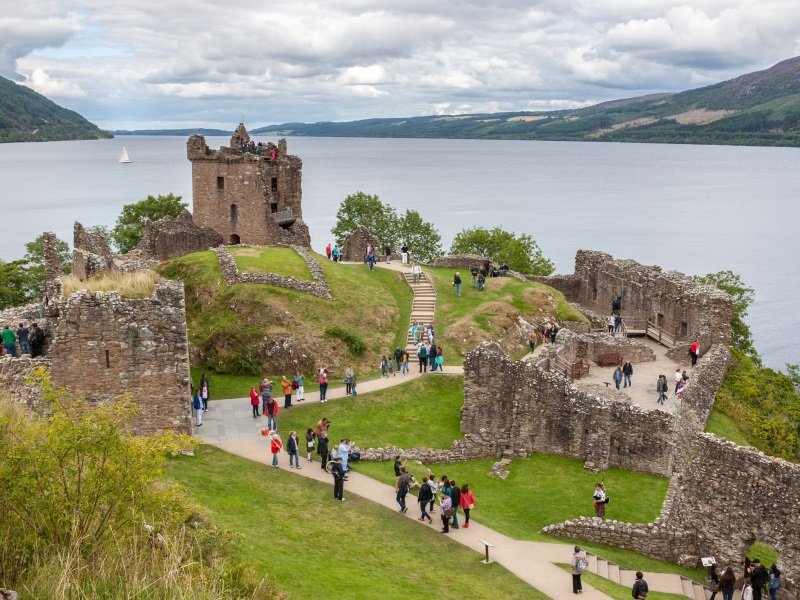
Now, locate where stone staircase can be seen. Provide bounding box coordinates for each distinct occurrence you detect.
[402,271,436,362]
[586,552,739,600]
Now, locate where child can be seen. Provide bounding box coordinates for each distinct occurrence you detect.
[305,428,315,462]
[250,386,260,418]
[269,432,283,468]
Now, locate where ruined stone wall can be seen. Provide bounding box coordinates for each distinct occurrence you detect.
[72,222,116,280]
[463,342,675,476]
[549,329,657,365]
[433,254,499,271]
[532,250,733,352]
[213,245,331,299]
[0,357,51,411]
[544,434,800,591]
[339,226,380,262]
[47,281,192,435]
[187,132,309,247]
[43,231,63,298]
[136,211,223,260]
[359,432,503,463]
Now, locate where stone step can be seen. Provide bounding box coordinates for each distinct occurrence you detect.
[692,582,709,600]
[607,563,620,584]
[618,569,636,587]
[681,578,695,599]
[586,554,598,573]
[596,558,608,579]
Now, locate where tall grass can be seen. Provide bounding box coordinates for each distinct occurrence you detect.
[61,271,161,298]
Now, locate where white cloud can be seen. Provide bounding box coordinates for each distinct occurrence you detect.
[22,67,86,97]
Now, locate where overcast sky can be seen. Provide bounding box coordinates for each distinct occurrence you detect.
[3,0,799,129]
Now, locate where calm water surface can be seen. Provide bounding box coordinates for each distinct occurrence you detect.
[0,136,797,369]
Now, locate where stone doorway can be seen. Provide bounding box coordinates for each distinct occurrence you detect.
[229,234,241,245]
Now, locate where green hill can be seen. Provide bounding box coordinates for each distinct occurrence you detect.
[252,56,800,147]
[0,75,110,143]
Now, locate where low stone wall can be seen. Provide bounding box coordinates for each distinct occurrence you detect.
[0,357,51,410]
[548,329,656,365]
[214,245,331,299]
[358,432,503,463]
[433,254,498,271]
[137,211,223,260]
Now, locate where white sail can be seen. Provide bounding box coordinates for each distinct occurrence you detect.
[119,147,131,163]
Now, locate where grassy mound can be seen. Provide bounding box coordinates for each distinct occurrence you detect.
[159,250,411,378]
[229,246,313,280]
[424,267,588,363]
[166,446,546,600]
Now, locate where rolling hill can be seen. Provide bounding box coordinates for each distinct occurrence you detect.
[251,56,800,147]
[0,75,110,143]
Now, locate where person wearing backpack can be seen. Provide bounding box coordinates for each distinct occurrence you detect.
[768,565,780,600]
[571,546,588,594]
[750,559,768,600]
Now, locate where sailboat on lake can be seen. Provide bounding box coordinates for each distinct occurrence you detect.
[118,146,132,164]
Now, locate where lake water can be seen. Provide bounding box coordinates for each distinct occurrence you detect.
[0,136,797,369]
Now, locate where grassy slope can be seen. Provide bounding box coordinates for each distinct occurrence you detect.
[166,446,545,600]
[229,246,313,280]
[704,409,750,446]
[557,566,690,600]
[160,249,412,379]
[424,267,587,364]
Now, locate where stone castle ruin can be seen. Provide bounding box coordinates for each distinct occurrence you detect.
[187,123,311,248]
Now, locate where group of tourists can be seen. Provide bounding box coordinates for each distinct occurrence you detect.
[393,458,476,533]
[324,243,341,262]
[381,348,410,377]
[410,321,433,345]
[238,140,278,161]
[416,340,444,373]
[611,361,634,390]
[1,322,45,358]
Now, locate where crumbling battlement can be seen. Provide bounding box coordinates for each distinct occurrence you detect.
[187,124,311,248]
[136,211,223,261]
[530,250,733,355]
[72,222,116,280]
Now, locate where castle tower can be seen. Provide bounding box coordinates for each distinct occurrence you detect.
[186,124,311,247]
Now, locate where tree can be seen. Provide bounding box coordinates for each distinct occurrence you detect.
[396,209,443,264]
[0,260,38,309]
[693,270,758,363]
[449,226,555,275]
[112,193,187,253]
[331,192,398,248]
[24,234,71,274]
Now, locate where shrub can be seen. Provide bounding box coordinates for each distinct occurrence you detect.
[325,326,366,356]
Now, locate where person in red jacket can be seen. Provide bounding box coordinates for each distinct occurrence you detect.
[459,483,476,528]
[250,387,260,418]
[269,432,283,468]
[690,338,700,366]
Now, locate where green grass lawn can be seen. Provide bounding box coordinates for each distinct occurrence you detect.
[166,446,546,600]
[557,565,691,600]
[229,246,314,280]
[278,375,464,449]
[705,408,750,446]
[422,266,587,364]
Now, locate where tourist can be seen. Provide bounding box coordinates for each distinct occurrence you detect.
[326,243,332,260]
[606,315,615,333]
[394,346,403,372]
[287,431,301,469]
[690,338,700,366]
[428,475,438,513]
[281,375,293,409]
[674,368,683,393]
[412,262,422,283]
[440,476,452,501]
[260,378,273,416]
[264,396,279,431]
[632,572,648,599]
[318,367,329,402]
[401,243,409,264]
[592,483,606,519]
[470,265,479,287]
[293,370,304,402]
[418,344,428,373]
[338,438,352,472]
[332,244,340,262]
[314,417,330,437]
[612,296,622,314]
[396,467,413,514]
[529,331,537,353]
[401,349,409,374]
[477,271,485,291]
[549,323,559,344]
[613,366,622,390]
[39,291,49,318]
[1,325,17,357]
[656,375,668,405]
[200,373,210,411]
[418,476,433,523]
[676,378,688,400]
[483,259,490,277]
[453,272,462,296]
[449,478,461,529]
[459,483,475,528]
[435,348,444,372]
[192,388,203,427]
[768,565,780,600]
[393,455,406,482]
[614,313,622,333]
[269,431,283,468]
[429,342,438,372]
[350,371,358,396]
[367,252,376,271]
[742,579,753,600]
[384,242,391,263]
[709,564,720,600]
[250,386,260,418]
[29,323,44,357]
[380,354,389,377]
[331,456,346,501]
[750,559,768,600]
[427,324,435,343]
[571,545,588,594]
[622,361,633,388]
[440,491,453,533]
[304,428,316,462]
[317,432,329,470]
[16,323,30,355]
[345,366,354,394]
[719,566,736,600]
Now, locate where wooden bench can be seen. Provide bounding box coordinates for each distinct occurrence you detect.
[571,360,590,380]
[597,352,622,367]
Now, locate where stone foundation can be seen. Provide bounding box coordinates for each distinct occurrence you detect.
[137,211,223,260]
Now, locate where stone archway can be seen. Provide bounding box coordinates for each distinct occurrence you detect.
[229,234,241,245]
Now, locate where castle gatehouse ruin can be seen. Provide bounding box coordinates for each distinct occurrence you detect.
[187,123,311,248]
